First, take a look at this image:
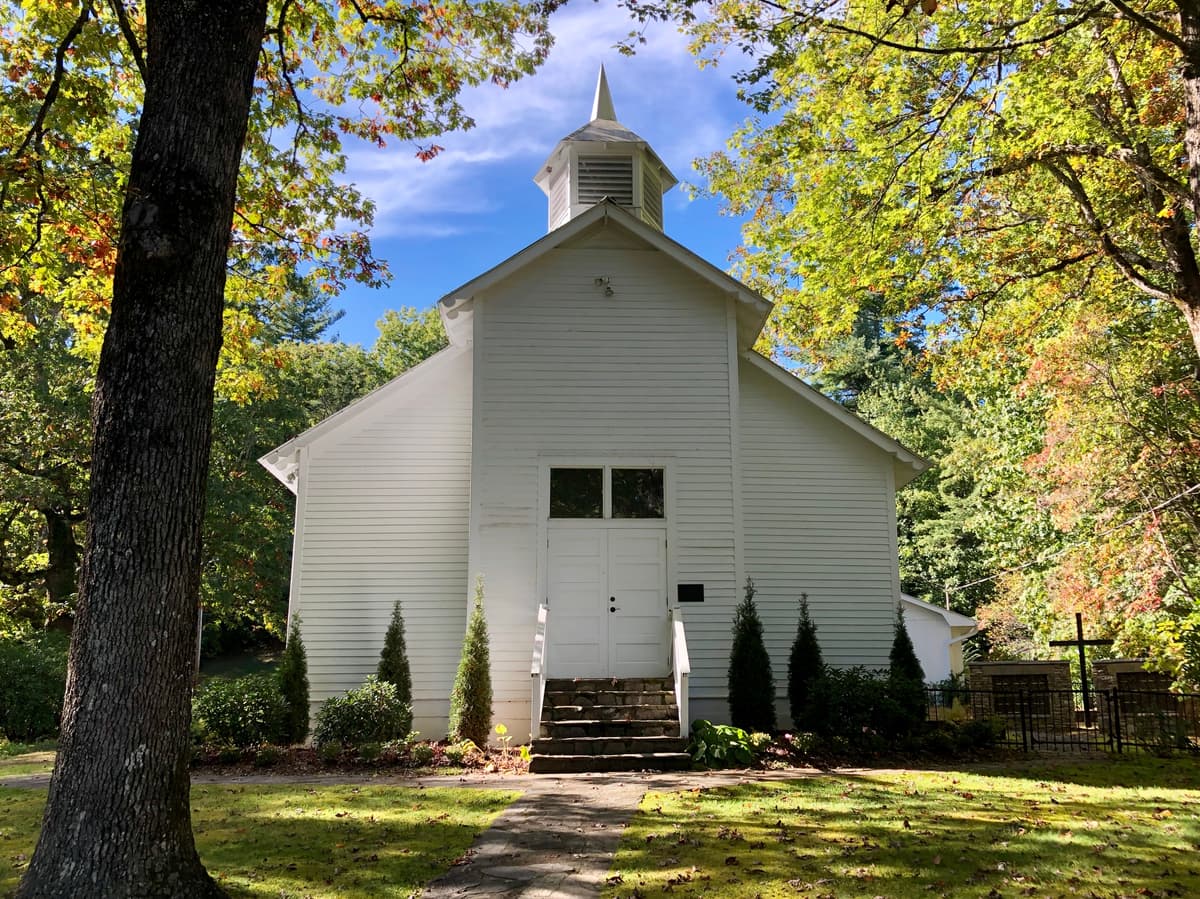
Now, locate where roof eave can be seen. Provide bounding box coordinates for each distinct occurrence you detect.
[741,351,931,484]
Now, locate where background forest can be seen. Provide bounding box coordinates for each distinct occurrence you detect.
[2,0,1199,685]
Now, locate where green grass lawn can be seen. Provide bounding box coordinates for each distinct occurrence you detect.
[0,743,55,779]
[0,784,517,897]
[608,758,1200,898]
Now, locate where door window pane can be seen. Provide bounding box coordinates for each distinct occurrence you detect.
[612,468,664,519]
[550,468,603,518]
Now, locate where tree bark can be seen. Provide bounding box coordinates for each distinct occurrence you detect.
[17,2,267,896]
[1178,0,1200,362]
[40,507,78,611]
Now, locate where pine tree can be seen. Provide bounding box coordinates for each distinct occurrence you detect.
[277,617,310,745]
[728,577,777,732]
[377,600,413,711]
[888,603,927,734]
[449,576,493,745]
[787,594,824,731]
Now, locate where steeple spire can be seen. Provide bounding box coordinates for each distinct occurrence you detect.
[535,66,677,232]
[590,64,616,121]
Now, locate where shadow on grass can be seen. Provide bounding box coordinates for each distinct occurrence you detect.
[608,763,1200,898]
[2,784,519,899]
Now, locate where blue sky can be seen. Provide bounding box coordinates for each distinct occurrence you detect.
[331,0,755,346]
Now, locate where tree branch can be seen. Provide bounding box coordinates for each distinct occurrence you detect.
[1105,0,1186,50]
[108,0,146,80]
[813,4,1105,57]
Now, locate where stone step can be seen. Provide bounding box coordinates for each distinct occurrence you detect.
[545,677,673,693]
[541,719,679,739]
[545,703,680,722]
[544,690,676,708]
[529,752,692,774]
[532,736,688,756]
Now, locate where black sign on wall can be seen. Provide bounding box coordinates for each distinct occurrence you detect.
[677,584,704,603]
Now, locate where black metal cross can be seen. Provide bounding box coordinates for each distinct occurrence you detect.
[1049,612,1114,727]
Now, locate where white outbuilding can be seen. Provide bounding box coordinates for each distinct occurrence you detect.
[260,69,929,755]
[899,594,978,682]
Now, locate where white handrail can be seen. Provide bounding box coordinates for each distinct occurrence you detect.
[530,604,549,741]
[668,607,691,737]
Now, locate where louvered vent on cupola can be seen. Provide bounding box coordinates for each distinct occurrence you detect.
[577,156,634,206]
[642,166,662,230]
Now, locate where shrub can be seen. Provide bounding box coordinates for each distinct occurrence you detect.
[193,674,289,748]
[888,604,927,735]
[377,600,412,710]
[253,745,283,768]
[0,631,68,741]
[312,676,412,748]
[445,739,481,765]
[728,577,776,732]
[277,618,310,745]
[449,576,493,745]
[410,742,435,766]
[805,665,893,747]
[787,594,823,731]
[689,719,770,768]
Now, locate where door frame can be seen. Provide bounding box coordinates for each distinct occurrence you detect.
[536,457,678,618]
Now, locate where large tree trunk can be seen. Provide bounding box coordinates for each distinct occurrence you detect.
[17,3,267,896]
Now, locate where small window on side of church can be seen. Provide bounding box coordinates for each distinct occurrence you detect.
[612,468,664,519]
[550,468,603,518]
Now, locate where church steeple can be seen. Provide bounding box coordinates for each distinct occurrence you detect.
[591,65,616,121]
[534,66,677,233]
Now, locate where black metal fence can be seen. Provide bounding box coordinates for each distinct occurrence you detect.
[925,685,1200,754]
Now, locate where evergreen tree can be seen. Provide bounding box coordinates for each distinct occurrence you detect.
[787,594,824,731]
[888,604,927,734]
[889,604,925,684]
[449,576,493,745]
[728,577,777,732]
[277,617,310,745]
[377,600,413,710]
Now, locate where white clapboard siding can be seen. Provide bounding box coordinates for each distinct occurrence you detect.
[475,235,738,712]
[296,347,472,736]
[738,358,899,693]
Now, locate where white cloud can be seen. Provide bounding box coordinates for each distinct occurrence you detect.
[341,0,747,238]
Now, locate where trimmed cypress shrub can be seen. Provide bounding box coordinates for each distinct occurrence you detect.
[449,576,493,745]
[787,594,823,731]
[377,600,412,710]
[888,603,927,734]
[277,617,310,744]
[889,603,925,683]
[727,577,776,732]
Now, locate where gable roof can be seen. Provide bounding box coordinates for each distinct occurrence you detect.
[258,344,469,491]
[741,350,929,487]
[901,593,978,629]
[438,199,771,349]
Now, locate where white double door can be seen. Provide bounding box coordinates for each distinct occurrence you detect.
[547,526,668,678]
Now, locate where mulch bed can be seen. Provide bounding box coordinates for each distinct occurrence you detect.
[190,743,531,778]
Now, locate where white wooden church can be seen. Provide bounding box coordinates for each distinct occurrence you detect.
[261,69,928,758]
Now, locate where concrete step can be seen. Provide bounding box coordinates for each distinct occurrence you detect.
[541,719,679,739]
[528,751,692,774]
[545,677,673,694]
[532,736,688,756]
[545,703,679,722]
[544,689,676,708]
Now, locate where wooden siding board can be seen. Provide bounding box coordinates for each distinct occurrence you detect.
[294,349,472,715]
[738,358,899,697]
